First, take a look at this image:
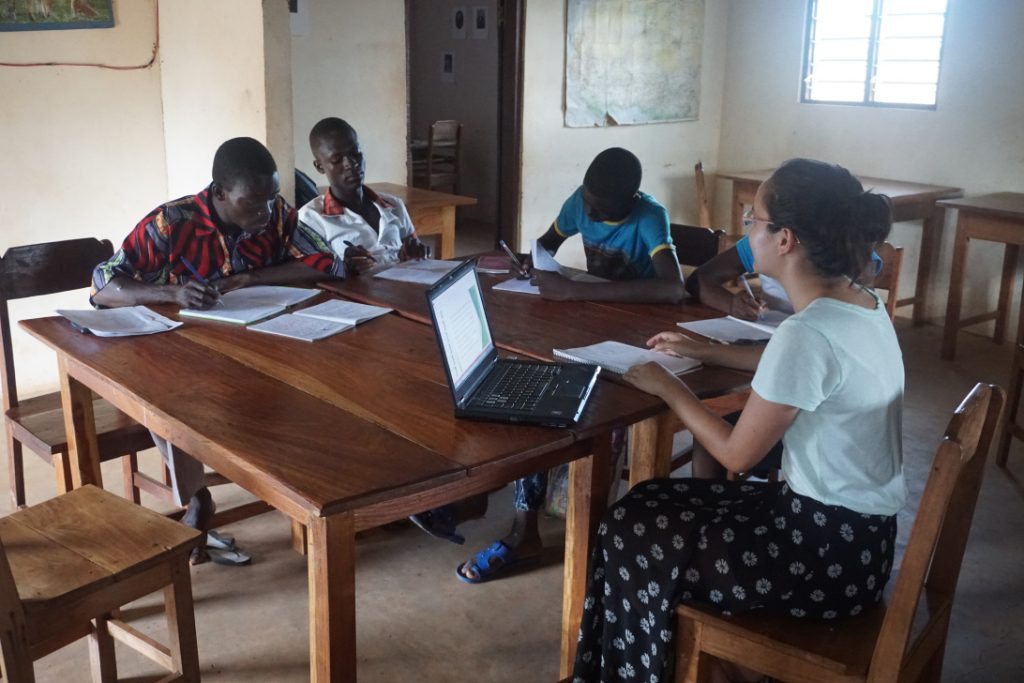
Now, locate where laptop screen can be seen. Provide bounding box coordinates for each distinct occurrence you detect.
[428,262,495,391]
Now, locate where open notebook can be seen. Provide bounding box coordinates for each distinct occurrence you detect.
[554,341,700,376]
[179,286,320,325]
[677,310,789,343]
[248,300,392,342]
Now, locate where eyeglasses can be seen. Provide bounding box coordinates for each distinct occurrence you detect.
[742,208,775,231]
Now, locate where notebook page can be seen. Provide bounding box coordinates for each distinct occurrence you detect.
[249,314,352,341]
[554,341,700,375]
[294,299,392,325]
[57,306,182,337]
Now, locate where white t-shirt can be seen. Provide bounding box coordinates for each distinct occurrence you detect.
[297,188,416,270]
[751,293,906,516]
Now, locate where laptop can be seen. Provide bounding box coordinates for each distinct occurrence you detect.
[425,259,600,427]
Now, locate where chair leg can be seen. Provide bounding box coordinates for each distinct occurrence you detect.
[918,640,947,683]
[673,616,714,683]
[87,613,118,683]
[122,452,141,504]
[164,556,201,681]
[52,451,74,495]
[6,431,25,510]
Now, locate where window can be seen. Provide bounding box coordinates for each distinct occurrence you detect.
[801,0,949,108]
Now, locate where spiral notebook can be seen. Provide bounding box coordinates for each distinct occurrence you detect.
[553,341,700,376]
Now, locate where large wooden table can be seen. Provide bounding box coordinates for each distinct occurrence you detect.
[23,305,670,682]
[938,192,1024,360]
[717,169,962,325]
[367,182,477,260]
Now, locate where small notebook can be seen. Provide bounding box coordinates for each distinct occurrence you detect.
[293,299,392,325]
[248,314,352,342]
[677,311,789,343]
[554,341,701,376]
[179,286,320,325]
[57,306,181,337]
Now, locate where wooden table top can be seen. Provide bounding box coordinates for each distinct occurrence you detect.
[717,169,962,203]
[367,182,477,209]
[937,192,1024,219]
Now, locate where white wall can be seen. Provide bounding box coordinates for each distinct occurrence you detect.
[518,1,730,268]
[290,0,408,192]
[717,0,1024,324]
[409,0,499,225]
[0,0,167,396]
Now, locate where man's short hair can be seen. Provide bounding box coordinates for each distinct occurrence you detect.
[309,117,357,148]
[211,137,277,191]
[583,147,642,203]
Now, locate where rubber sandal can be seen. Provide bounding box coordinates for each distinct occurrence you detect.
[409,506,465,544]
[455,540,540,584]
[206,530,235,550]
[206,546,252,566]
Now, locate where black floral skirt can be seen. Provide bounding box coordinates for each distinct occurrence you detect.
[571,478,897,682]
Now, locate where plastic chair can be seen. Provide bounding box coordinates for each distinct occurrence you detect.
[672,382,1005,683]
[0,238,153,509]
[0,485,202,681]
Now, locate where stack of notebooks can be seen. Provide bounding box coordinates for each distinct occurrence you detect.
[553,340,700,376]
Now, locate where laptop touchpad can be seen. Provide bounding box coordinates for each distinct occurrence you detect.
[552,380,586,399]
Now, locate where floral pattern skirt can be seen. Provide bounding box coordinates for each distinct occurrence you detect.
[571,478,897,682]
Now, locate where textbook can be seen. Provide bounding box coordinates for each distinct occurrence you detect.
[179,286,320,325]
[57,306,181,337]
[248,314,352,342]
[676,310,789,343]
[292,299,392,326]
[553,341,700,376]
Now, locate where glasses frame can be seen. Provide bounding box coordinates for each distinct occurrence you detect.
[741,208,776,232]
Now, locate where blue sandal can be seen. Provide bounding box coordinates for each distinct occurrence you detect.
[456,540,540,584]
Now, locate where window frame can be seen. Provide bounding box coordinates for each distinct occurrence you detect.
[799,0,950,110]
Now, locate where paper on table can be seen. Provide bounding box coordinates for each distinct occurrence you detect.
[294,299,392,325]
[372,259,462,285]
[179,286,320,325]
[249,313,352,341]
[554,341,700,376]
[491,266,609,296]
[57,306,181,337]
[531,239,561,272]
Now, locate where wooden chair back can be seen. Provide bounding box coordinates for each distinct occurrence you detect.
[694,161,712,228]
[670,223,726,269]
[871,241,904,321]
[0,238,113,410]
[422,119,462,192]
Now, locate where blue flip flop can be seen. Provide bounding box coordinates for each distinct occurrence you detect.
[455,540,540,584]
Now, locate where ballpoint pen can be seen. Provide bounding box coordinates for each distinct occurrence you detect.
[343,240,377,262]
[739,276,764,320]
[498,239,529,279]
[179,257,222,306]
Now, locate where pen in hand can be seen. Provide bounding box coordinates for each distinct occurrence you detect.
[739,276,765,320]
[179,257,222,307]
[498,239,529,278]
[343,240,377,262]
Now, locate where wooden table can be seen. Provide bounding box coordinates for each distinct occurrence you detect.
[367,182,477,260]
[23,308,664,682]
[717,169,962,325]
[938,192,1024,360]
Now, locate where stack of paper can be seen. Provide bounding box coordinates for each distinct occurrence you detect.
[248,300,393,342]
[554,341,700,376]
[179,286,320,325]
[493,241,609,295]
[57,306,181,337]
[372,259,462,285]
[676,310,789,343]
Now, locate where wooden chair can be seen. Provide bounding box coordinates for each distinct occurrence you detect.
[412,120,462,193]
[872,241,905,321]
[672,382,1005,683]
[0,484,203,681]
[694,161,712,229]
[996,341,1023,467]
[0,238,154,509]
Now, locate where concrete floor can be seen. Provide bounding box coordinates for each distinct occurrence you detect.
[15,234,1024,681]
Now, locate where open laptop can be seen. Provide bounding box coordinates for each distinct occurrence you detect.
[426,259,600,427]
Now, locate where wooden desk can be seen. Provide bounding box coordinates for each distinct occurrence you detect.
[368,182,477,260]
[717,169,962,325]
[938,192,1024,360]
[23,310,662,682]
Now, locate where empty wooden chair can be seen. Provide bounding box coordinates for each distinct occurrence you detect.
[872,241,905,321]
[412,120,462,193]
[0,238,153,509]
[0,484,203,681]
[672,382,1004,683]
[694,161,712,229]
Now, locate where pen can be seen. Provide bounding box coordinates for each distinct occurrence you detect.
[343,240,377,262]
[739,276,763,320]
[179,257,222,306]
[498,239,528,277]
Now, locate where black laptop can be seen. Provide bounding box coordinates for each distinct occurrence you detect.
[425,259,600,427]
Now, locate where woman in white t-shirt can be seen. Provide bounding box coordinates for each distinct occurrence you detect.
[571,159,903,683]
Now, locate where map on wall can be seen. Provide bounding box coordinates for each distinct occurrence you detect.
[565,0,704,127]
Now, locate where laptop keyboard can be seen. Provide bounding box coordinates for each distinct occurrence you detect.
[470,363,560,411]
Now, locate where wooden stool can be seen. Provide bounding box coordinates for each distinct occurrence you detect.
[0,485,203,681]
[940,192,1024,360]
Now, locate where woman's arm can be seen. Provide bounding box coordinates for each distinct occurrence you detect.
[647,331,763,372]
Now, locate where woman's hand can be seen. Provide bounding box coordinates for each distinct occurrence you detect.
[647,331,709,360]
[622,361,678,398]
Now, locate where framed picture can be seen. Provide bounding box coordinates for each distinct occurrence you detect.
[441,51,455,84]
[472,6,488,40]
[0,0,113,32]
[451,6,466,40]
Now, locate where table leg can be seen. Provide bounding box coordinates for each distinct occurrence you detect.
[627,410,676,490]
[438,205,456,260]
[941,219,970,360]
[913,208,943,326]
[307,513,356,683]
[57,356,102,490]
[994,244,1020,344]
[560,435,612,677]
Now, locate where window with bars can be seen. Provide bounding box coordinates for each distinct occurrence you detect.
[801,0,949,108]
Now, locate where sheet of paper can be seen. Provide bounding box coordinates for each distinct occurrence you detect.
[294,299,392,325]
[492,277,539,295]
[531,239,561,272]
[554,340,700,375]
[249,313,352,341]
[373,259,462,285]
[57,306,182,337]
[677,317,774,343]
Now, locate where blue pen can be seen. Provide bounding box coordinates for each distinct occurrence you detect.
[179,257,221,306]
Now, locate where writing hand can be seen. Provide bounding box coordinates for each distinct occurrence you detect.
[344,244,376,276]
[176,280,221,309]
[531,270,574,300]
[730,292,766,321]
